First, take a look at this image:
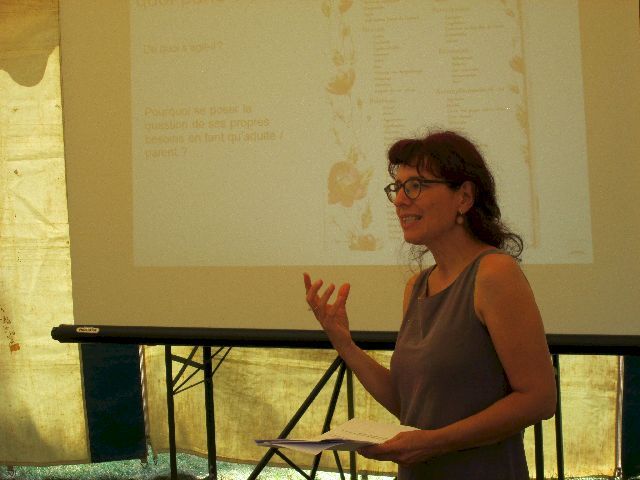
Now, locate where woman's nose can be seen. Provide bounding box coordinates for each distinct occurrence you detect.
[394,187,411,207]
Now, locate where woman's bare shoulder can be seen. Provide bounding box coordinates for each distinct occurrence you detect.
[475,251,533,302]
[477,251,522,281]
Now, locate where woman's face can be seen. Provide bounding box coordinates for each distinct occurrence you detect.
[393,164,461,246]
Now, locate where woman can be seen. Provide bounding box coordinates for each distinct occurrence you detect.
[304,131,556,479]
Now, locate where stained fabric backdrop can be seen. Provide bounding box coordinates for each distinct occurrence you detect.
[0,1,621,477]
[0,0,87,465]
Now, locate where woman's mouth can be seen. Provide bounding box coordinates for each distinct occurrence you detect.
[400,215,422,227]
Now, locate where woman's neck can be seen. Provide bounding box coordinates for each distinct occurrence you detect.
[429,233,492,280]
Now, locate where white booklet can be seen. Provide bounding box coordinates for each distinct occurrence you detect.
[255,418,418,455]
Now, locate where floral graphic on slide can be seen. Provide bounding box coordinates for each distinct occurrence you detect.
[326,68,355,95]
[349,232,377,251]
[327,157,371,207]
[322,0,380,251]
[504,0,539,246]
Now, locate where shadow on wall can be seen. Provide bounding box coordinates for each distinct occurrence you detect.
[0,1,59,87]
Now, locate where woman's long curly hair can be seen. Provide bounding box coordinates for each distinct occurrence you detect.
[387,130,523,262]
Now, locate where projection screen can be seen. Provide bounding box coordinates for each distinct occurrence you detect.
[58,0,640,337]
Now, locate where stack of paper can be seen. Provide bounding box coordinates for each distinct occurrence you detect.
[255,418,417,455]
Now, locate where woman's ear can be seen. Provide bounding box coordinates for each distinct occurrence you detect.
[458,180,476,213]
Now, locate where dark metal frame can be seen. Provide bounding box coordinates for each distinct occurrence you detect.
[51,325,640,355]
[247,356,357,480]
[164,345,231,479]
[51,325,640,480]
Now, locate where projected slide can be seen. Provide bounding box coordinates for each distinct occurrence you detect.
[131,0,591,267]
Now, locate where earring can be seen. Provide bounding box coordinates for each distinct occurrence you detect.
[456,210,465,225]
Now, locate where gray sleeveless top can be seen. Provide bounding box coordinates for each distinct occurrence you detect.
[390,250,528,479]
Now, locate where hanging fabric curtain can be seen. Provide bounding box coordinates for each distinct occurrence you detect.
[0,0,88,465]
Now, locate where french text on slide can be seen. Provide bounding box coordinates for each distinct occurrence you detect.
[142,104,284,159]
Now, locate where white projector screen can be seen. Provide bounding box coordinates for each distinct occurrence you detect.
[59,0,640,336]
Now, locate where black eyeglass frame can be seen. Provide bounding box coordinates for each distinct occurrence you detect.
[384,176,454,203]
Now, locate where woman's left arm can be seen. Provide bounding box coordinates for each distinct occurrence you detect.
[360,254,557,465]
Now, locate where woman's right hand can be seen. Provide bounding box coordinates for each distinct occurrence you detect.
[303,273,353,353]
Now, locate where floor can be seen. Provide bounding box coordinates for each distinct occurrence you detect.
[0,451,394,480]
[0,452,628,480]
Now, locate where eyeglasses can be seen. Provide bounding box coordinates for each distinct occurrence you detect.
[384,177,452,203]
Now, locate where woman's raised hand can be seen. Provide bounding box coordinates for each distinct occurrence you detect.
[303,273,353,353]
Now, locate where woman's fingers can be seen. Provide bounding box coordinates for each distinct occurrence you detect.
[303,273,323,296]
[317,284,335,310]
[304,274,350,321]
[303,273,312,292]
[328,283,350,316]
[305,278,324,304]
[304,275,332,317]
[338,283,351,302]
